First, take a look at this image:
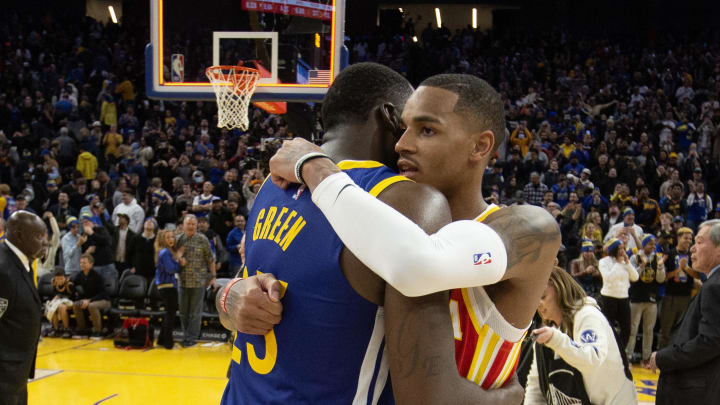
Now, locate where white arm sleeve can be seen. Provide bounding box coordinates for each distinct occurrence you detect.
[312,172,507,297]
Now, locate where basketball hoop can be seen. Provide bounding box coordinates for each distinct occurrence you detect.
[206,65,261,131]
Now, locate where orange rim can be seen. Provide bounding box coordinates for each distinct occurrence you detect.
[206,65,261,93]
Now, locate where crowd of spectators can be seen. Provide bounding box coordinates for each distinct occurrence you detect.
[0,10,283,340]
[351,17,720,369]
[0,11,286,242]
[2,8,720,363]
[351,22,720,252]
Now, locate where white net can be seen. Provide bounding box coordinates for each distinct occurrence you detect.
[206,66,260,131]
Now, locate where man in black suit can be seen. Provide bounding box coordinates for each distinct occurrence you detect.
[0,211,50,405]
[649,219,720,404]
[109,213,136,276]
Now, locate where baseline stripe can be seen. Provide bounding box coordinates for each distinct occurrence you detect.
[37,341,96,357]
[93,393,118,405]
[53,368,226,380]
[28,369,63,383]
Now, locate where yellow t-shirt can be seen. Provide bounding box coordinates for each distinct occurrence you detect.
[560,143,576,159]
[101,101,118,127]
[115,80,136,102]
[104,132,123,158]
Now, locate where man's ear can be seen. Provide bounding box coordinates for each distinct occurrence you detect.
[378,103,405,139]
[470,130,495,162]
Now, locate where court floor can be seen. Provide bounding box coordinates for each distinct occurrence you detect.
[29,338,230,404]
[29,337,659,404]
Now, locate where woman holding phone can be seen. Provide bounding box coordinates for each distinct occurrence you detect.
[524,267,637,405]
[598,238,639,349]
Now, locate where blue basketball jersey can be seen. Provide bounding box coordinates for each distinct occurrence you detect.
[195,194,214,218]
[221,161,409,405]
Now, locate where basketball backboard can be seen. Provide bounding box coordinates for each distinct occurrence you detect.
[146,0,347,102]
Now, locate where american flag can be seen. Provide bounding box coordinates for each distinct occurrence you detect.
[308,69,331,84]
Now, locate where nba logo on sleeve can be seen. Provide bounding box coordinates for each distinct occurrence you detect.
[473,252,492,265]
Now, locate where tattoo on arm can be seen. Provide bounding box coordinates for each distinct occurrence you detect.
[386,289,526,404]
[386,298,448,381]
[389,307,420,379]
[424,356,442,377]
[485,209,561,270]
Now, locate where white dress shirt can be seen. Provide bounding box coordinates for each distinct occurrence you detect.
[116,228,128,262]
[5,240,30,272]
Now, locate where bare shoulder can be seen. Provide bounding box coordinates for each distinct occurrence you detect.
[376,181,452,234]
[484,204,561,276]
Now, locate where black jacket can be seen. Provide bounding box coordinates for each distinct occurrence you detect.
[0,243,42,400]
[132,235,156,280]
[656,268,720,404]
[112,227,136,269]
[72,269,109,302]
[48,203,78,228]
[82,225,113,267]
[214,180,241,201]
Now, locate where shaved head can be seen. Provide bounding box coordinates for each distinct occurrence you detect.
[321,62,413,131]
[6,211,49,259]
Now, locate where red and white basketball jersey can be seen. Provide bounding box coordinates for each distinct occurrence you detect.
[449,204,528,389]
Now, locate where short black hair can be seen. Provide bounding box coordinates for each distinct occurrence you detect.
[321,62,413,131]
[419,74,506,153]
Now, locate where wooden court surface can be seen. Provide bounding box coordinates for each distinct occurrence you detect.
[29,338,230,404]
[29,337,659,404]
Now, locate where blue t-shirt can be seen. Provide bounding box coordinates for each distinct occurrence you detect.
[226,228,244,267]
